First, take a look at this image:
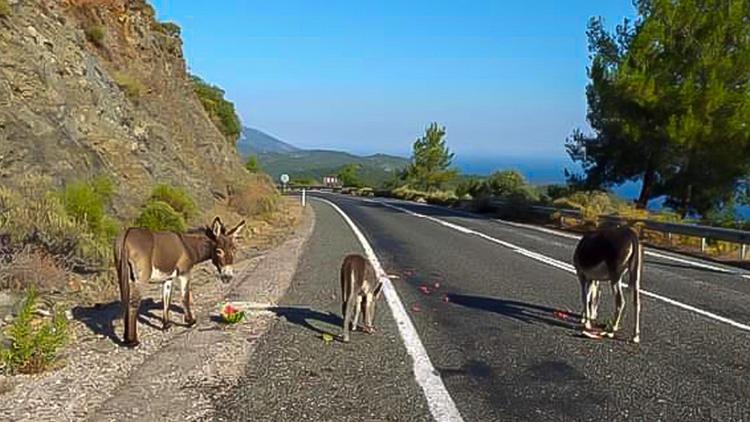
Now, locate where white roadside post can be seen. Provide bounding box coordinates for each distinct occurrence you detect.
[302,188,306,207]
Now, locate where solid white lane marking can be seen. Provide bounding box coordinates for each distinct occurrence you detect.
[313,197,464,422]
[376,201,750,333]
[378,197,740,276]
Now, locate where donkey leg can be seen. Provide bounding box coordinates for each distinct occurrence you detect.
[125,281,141,347]
[341,291,357,342]
[162,278,174,330]
[607,275,626,338]
[179,275,196,326]
[351,294,362,331]
[589,280,601,321]
[578,274,590,328]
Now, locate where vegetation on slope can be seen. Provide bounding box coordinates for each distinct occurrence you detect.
[190,75,241,142]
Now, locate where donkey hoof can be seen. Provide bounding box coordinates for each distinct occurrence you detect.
[184,317,197,327]
[632,335,640,344]
[339,334,350,343]
[162,321,173,331]
[123,339,140,348]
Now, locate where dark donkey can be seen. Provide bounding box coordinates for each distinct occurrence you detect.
[114,217,245,347]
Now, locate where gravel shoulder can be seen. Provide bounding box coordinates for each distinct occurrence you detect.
[0,202,314,422]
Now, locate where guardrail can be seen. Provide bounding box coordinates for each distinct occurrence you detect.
[485,198,750,260]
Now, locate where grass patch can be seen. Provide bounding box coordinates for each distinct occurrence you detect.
[112,71,144,99]
[1,288,68,375]
[84,24,105,47]
[149,184,196,221]
[135,201,186,233]
[0,0,11,17]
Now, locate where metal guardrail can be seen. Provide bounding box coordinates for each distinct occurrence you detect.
[485,198,750,259]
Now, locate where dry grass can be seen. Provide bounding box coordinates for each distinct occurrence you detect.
[228,175,280,220]
[0,0,10,17]
[0,248,71,293]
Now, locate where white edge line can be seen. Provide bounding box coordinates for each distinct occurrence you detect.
[377,197,739,276]
[313,197,464,422]
[376,201,750,334]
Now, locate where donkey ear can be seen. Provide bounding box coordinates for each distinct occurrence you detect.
[227,220,246,239]
[211,216,223,238]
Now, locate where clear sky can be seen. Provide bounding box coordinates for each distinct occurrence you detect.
[150,1,635,161]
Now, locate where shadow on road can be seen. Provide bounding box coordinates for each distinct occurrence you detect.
[71,298,185,346]
[269,306,342,336]
[447,294,580,331]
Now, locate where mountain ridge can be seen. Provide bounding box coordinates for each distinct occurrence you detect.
[237,127,409,185]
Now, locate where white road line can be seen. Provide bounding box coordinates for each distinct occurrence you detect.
[313,197,464,422]
[380,197,740,276]
[377,201,750,333]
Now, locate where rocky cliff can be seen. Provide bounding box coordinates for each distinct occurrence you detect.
[0,0,248,217]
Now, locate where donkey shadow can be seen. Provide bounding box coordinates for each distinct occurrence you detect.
[71,298,185,346]
[269,306,343,336]
[447,294,581,331]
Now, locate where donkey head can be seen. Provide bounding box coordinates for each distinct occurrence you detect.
[209,217,246,282]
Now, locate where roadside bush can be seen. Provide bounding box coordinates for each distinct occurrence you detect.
[112,71,145,99]
[0,176,114,270]
[229,176,280,218]
[135,201,186,233]
[0,248,70,293]
[61,176,118,241]
[486,170,540,202]
[84,25,105,47]
[425,190,458,206]
[244,156,261,173]
[149,184,196,221]
[1,288,69,375]
[553,191,614,226]
[0,0,11,17]
[455,178,486,200]
[355,187,374,197]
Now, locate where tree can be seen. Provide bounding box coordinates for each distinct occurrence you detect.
[338,164,362,187]
[404,123,457,191]
[567,0,750,216]
[244,155,260,173]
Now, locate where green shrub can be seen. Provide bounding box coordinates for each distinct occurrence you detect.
[155,21,181,37]
[112,71,144,99]
[135,201,186,233]
[1,288,69,374]
[190,75,241,142]
[149,184,196,221]
[244,156,261,173]
[84,25,105,47]
[61,176,117,239]
[0,0,11,17]
[290,177,317,187]
[1,176,114,269]
[455,178,486,199]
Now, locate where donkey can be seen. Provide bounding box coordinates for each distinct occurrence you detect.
[114,216,245,347]
[573,225,643,343]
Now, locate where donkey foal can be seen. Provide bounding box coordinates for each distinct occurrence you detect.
[340,254,383,342]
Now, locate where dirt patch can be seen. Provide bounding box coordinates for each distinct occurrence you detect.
[0,199,314,421]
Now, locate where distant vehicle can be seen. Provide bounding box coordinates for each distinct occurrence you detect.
[323,175,342,188]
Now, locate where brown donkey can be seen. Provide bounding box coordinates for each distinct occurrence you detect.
[114,217,245,347]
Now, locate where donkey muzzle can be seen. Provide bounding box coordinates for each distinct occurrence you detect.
[220,267,234,282]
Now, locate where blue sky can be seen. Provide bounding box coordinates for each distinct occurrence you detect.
[150,1,635,161]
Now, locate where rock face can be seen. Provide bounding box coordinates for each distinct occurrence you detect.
[0,0,247,216]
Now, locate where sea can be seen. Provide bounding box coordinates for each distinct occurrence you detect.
[455,156,748,219]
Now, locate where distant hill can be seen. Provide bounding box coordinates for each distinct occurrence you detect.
[236,127,408,187]
[237,127,299,155]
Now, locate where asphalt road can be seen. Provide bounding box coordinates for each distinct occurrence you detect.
[221,193,750,422]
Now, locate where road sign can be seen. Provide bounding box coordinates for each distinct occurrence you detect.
[280,174,290,184]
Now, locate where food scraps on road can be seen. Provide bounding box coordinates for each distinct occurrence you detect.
[220,303,245,324]
[322,333,334,344]
[417,285,431,295]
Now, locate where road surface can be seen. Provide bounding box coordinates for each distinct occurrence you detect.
[219,193,750,421]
